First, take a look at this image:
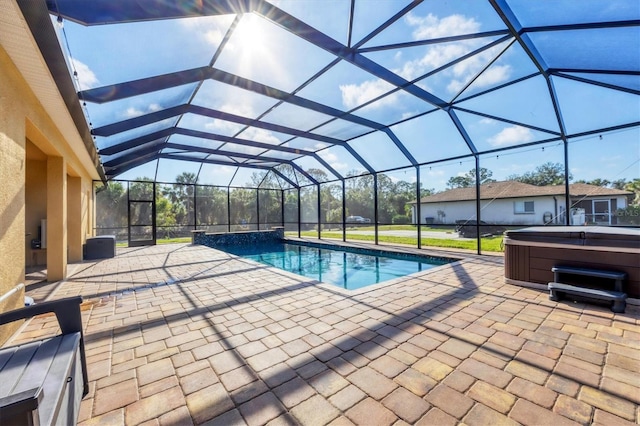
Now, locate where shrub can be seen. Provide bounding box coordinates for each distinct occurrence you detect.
[392,214,411,224]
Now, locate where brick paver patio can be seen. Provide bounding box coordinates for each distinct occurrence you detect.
[7,242,640,425]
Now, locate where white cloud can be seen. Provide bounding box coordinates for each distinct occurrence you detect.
[200,164,236,184]
[205,119,243,134]
[399,43,470,81]
[406,13,480,39]
[340,13,511,110]
[447,59,511,94]
[239,127,282,145]
[226,145,264,156]
[123,103,162,118]
[340,13,507,110]
[71,58,98,90]
[405,13,510,95]
[317,150,348,172]
[340,79,396,109]
[479,117,496,125]
[124,107,143,118]
[219,102,256,118]
[204,28,224,46]
[198,100,282,146]
[473,64,511,88]
[204,103,255,134]
[488,126,534,147]
[180,16,225,47]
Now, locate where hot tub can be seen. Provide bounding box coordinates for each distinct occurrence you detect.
[504,226,640,299]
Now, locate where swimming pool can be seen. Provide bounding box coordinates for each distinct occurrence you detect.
[222,241,453,290]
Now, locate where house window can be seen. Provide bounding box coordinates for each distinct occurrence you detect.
[514,201,535,214]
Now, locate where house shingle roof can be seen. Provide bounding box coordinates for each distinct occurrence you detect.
[411,181,632,204]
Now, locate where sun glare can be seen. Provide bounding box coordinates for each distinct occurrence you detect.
[231,14,267,53]
[223,13,289,87]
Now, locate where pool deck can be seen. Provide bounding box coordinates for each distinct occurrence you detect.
[8,242,640,425]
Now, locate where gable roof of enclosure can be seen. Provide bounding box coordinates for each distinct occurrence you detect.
[29,0,640,188]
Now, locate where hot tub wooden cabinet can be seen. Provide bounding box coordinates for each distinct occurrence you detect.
[504,226,640,300]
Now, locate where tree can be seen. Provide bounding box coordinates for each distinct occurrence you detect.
[230,188,257,226]
[196,185,228,227]
[571,178,634,205]
[611,178,628,191]
[128,177,154,200]
[161,172,197,225]
[155,196,177,238]
[446,168,495,189]
[258,188,283,226]
[574,178,610,187]
[128,178,155,230]
[284,189,299,223]
[624,178,640,205]
[299,186,318,226]
[345,171,374,219]
[508,162,570,186]
[95,181,127,233]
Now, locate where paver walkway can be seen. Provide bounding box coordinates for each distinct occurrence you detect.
[7,242,640,425]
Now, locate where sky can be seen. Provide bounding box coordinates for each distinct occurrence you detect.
[53,0,639,191]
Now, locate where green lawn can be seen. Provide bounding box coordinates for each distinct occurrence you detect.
[292,231,504,252]
[116,236,191,247]
[329,225,453,233]
[157,237,192,244]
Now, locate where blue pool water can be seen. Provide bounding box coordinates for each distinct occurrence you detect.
[222,242,453,290]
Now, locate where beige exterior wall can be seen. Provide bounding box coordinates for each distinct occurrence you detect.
[47,156,68,281]
[0,43,27,343]
[0,33,100,344]
[68,176,83,263]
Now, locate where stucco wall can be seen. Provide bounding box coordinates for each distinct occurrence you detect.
[413,197,565,225]
[83,179,94,241]
[478,198,559,225]
[0,45,28,343]
[0,41,99,344]
[417,200,477,224]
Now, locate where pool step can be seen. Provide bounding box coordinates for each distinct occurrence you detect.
[549,266,627,313]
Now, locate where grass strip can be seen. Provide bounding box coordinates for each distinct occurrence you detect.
[296,231,503,252]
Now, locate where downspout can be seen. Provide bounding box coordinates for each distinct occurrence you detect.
[0,283,25,304]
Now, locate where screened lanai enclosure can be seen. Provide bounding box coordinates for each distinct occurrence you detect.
[38,0,639,252]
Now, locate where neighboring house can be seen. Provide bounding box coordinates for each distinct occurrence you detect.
[410,181,632,226]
